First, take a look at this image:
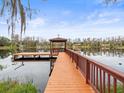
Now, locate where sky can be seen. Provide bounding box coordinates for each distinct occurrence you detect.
[0,0,124,39]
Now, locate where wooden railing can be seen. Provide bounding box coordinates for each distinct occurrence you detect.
[66,49,124,93]
[51,48,66,56]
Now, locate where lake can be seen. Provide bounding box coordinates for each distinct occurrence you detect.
[0,49,124,93]
[81,49,124,73]
[0,50,50,93]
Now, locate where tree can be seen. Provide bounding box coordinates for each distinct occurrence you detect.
[0,0,27,35]
[0,36,10,46]
[0,0,46,35]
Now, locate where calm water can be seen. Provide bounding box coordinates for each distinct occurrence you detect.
[0,50,50,93]
[0,49,124,93]
[81,49,124,73]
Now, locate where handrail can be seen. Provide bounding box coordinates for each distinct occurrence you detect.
[66,49,124,93]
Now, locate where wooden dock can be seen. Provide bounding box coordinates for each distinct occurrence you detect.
[12,49,124,93]
[12,36,124,93]
[13,52,58,61]
[44,52,95,93]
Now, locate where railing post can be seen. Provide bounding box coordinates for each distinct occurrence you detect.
[71,53,73,62]
[86,60,90,84]
[72,54,74,63]
[65,49,124,93]
[108,74,110,93]
[113,78,117,93]
[76,55,79,69]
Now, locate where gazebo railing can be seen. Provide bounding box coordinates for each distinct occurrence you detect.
[66,49,124,93]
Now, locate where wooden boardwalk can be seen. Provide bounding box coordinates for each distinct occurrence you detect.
[44,52,95,93]
[13,52,58,61]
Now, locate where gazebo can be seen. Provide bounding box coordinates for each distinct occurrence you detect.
[49,37,67,56]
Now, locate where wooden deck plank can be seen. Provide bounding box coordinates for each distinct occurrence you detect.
[44,52,95,93]
[13,52,58,56]
[13,52,51,56]
[13,52,58,61]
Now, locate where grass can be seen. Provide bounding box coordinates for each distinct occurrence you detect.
[0,80,37,93]
[115,83,124,93]
[96,81,124,93]
[105,83,124,93]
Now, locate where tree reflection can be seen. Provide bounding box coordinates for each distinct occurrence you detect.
[0,50,10,59]
[81,49,124,57]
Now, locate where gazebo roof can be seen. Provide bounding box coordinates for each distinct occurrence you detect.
[49,37,67,42]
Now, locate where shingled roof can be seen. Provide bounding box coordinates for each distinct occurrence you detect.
[49,37,67,42]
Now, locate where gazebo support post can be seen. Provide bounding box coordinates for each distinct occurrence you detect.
[49,37,67,76]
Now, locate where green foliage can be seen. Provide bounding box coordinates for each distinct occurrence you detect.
[116,83,124,93]
[0,36,10,46]
[0,80,37,93]
[71,36,124,50]
[0,35,19,51]
[96,82,124,93]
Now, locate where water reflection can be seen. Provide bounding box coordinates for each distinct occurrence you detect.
[0,50,10,59]
[81,49,124,57]
[81,49,124,72]
[1,49,124,92]
[0,50,50,93]
[17,48,49,52]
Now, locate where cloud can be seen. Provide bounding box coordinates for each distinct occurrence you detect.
[28,17,45,28]
[87,11,98,20]
[0,21,6,25]
[93,18,120,25]
[61,10,71,16]
[85,9,124,27]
